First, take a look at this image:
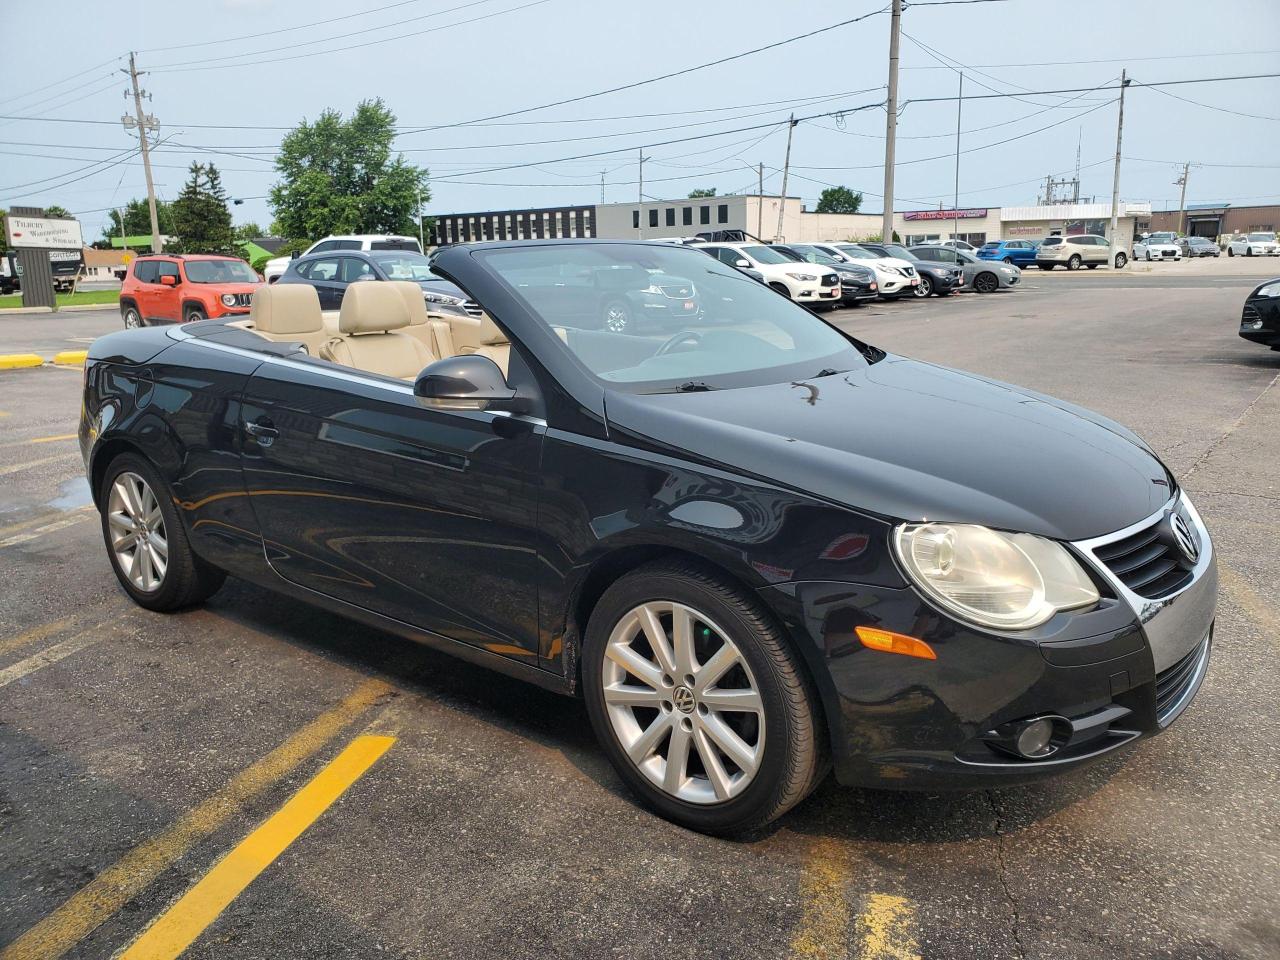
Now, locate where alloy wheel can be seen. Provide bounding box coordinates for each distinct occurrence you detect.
[123,307,141,329]
[603,302,631,334]
[914,276,932,298]
[601,601,765,804]
[107,471,168,593]
[975,272,998,293]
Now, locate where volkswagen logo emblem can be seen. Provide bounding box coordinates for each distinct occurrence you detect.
[1171,514,1199,563]
[673,685,697,714]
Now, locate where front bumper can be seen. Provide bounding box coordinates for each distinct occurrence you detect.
[763,496,1217,789]
[1240,295,1280,346]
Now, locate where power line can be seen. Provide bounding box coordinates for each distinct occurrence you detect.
[902,48,1280,70]
[1135,78,1280,123]
[0,145,144,205]
[0,56,123,110]
[399,5,889,135]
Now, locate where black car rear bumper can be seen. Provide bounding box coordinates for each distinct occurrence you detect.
[1240,294,1280,347]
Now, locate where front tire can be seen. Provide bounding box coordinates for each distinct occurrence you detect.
[1067,254,1082,271]
[1246,247,1254,257]
[973,271,999,293]
[913,275,932,298]
[768,282,792,299]
[602,299,633,334]
[183,305,207,324]
[100,453,226,612]
[582,561,826,835]
[1228,247,1235,257]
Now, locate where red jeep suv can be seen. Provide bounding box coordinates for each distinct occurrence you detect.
[119,254,261,328]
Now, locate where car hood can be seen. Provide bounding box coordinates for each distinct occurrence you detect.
[204,282,260,295]
[867,256,915,274]
[605,355,1173,541]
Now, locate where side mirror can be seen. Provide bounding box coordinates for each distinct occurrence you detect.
[734,258,751,268]
[291,250,301,260]
[159,274,177,286]
[414,355,526,413]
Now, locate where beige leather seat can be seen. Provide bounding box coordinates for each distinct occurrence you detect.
[387,280,441,356]
[321,281,436,380]
[248,284,327,355]
[434,313,511,375]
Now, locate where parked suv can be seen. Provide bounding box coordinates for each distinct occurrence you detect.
[1035,234,1125,270]
[263,234,422,282]
[698,243,841,308]
[119,255,260,328]
[278,249,478,315]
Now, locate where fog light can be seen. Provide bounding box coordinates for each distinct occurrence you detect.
[1015,718,1057,758]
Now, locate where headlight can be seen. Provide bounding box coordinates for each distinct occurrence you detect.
[894,523,1099,630]
[220,294,237,307]
[785,272,817,282]
[422,290,466,306]
[1258,281,1280,297]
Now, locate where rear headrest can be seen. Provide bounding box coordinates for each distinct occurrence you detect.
[474,314,508,345]
[389,280,428,326]
[339,281,411,334]
[250,283,322,335]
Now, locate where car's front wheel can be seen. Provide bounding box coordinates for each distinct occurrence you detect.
[583,561,826,835]
[973,271,999,293]
[1067,254,1082,270]
[100,453,226,612]
[1246,247,1254,257]
[913,275,932,297]
[184,305,207,324]
[1228,247,1235,257]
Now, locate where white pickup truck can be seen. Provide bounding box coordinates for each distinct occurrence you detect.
[263,234,422,282]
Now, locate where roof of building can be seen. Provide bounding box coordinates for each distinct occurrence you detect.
[83,247,130,267]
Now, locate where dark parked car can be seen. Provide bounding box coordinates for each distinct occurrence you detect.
[858,241,964,297]
[1239,277,1280,348]
[81,239,1216,835]
[1179,236,1221,258]
[771,243,878,306]
[277,249,478,316]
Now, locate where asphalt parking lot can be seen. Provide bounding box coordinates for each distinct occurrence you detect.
[2,270,1278,959]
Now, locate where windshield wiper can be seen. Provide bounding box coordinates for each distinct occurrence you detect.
[674,380,715,393]
[813,368,842,378]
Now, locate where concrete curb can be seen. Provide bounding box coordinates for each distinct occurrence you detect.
[0,354,46,369]
[53,350,89,366]
[0,302,118,316]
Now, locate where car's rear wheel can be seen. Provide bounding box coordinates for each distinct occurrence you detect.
[913,275,932,297]
[1067,254,1082,270]
[974,271,999,293]
[602,299,633,334]
[1246,247,1254,257]
[582,561,826,835]
[100,454,226,612]
[1002,256,1014,264]
[121,305,142,329]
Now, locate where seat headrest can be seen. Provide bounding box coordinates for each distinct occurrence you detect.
[250,283,322,335]
[389,280,429,326]
[475,314,508,345]
[338,281,412,334]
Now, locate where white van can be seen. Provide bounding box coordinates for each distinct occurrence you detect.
[263,234,421,283]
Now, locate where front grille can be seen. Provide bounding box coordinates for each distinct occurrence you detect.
[230,292,252,307]
[821,273,839,286]
[900,266,917,277]
[1155,636,1208,722]
[1093,515,1194,599]
[462,300,482,317]
[1242,303,1261,324]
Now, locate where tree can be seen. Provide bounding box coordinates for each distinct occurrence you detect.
[688,187,717,198]
[815,186,863,214]
[42,205,73,219]
[100,199,176,246]
[233,222,266,242]
[270,99,429,241]
[168,162,235,255]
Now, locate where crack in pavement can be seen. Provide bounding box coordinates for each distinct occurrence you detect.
[987,790,1028,960]
[1182,368,1280,482]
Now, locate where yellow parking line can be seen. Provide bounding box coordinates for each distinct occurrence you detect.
[855,894,919,960]
[0,615,79,659]
[0,630,105,689]
[0,510,95,549]
[0,451,78,477]
[0,677,392,960]
[28,432,78,444]
[119,735,395,959]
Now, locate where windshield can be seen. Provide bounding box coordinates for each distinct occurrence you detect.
[184,259,258,283]
[475,244,874,392]
[786,245,841,266]
[879,243,916,261]
[741,245,793,265]
[370,251,438,281]
[1248,233,1276,242]
[834,244,877,260]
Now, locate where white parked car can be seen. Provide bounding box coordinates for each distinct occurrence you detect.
[1227,232,1279,257]
[1134,232,1182,262]
[804,241,921,299]
[263,234,422,282]
[698,242,842,308]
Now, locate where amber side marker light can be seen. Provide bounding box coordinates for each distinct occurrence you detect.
[855,626,937,660]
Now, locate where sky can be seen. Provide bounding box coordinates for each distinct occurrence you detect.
[2,0,1278,243]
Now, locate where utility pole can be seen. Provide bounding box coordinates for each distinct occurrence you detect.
[775,114,797,242]
[121,52,161,253]
[637,148,648,239]
[881,0,902,243]
[757,162,764,239]
[1107,69,1129,267]
[416,186,425,251]
[1175,161,1191,236]
[600,170,606,205]
[952,72,963,246]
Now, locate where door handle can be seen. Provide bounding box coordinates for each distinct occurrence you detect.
[244,419,279,445]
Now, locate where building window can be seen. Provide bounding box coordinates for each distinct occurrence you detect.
[583,210,593,238]
[683,207,692,226]
[717,204,728,224]
[554,211,563,237]
[700,205,710,225]
[666,208,675,227]
[633,210,640,229]
[649,209,659,228]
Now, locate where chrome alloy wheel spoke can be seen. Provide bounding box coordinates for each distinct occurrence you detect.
[602,601,765,805]
[107,471,167,594]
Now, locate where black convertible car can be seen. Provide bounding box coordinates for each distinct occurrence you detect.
[80,239,1216,834]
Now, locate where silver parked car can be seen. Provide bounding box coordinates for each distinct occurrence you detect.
[909,245,1020,293]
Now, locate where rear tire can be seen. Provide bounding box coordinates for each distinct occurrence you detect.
[99,453,226,612]
[122,305,142,329]
[1114,252,1128,269]
[602,299,633,334]
[1002,256,1014,264]
[582,560,827,835]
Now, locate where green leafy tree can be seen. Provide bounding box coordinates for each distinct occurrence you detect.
[688,187,717,198]
[270,99,429,241]
[42,204,73,219]
[233,221,266,242]
[100,199,176,246]
[168,162,235,255]
[815,186,863,214]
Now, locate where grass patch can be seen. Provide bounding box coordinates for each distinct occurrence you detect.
[0,289,120,310]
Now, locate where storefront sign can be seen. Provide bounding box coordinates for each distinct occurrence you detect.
[4,215,83,249]
[903,209,989,221]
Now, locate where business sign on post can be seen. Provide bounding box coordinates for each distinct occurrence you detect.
[902,209,989,222]
[4,215,84,250]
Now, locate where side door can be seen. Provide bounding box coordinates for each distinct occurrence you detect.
[131,260,158,318]
[334,256,376,308]
[238,354,546,659]
[153,259,182,322]
[1093,237,1111,264]
[299,256,344,310]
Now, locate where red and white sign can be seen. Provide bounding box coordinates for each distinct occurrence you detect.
[5,215,83,250]
[902,209,989,222]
